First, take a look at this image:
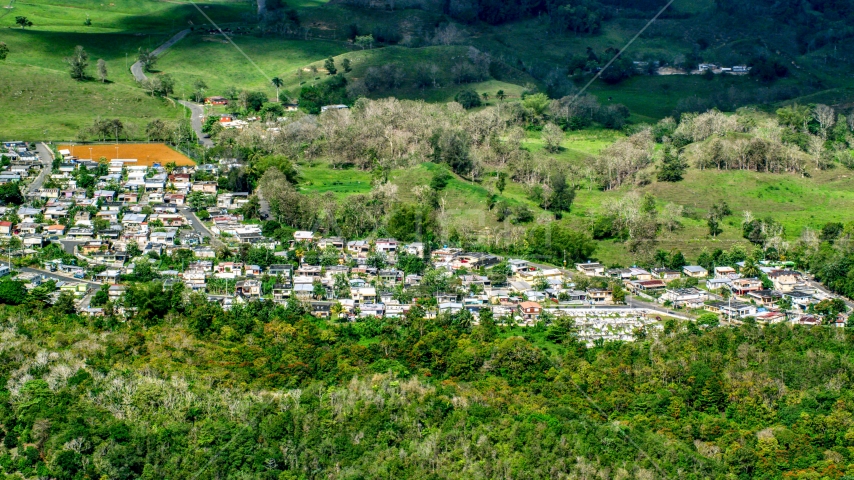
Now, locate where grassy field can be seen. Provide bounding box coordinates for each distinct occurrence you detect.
[0,65,186,140]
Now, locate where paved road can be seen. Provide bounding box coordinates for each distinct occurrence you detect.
[178,100,214,147]
[130,29,190,83]
[804,275,854,309]
[28,143,54,193]
[58,239,87,255]
[18,267,101,287]
[179,207,222,247]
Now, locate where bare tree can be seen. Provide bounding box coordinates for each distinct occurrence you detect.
[541,123,564,153]
[813,104,835,138]
[97,58,107,83]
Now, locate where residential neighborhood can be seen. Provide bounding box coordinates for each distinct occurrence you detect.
[0,141,848,344]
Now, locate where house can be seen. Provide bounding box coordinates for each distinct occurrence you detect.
[518,301,542,321]
[293,231,314,243]
[45,224,66,236]
[747,289,782,307]
[272,284,291,303]
[95,270,121,284]
[730,278,763,296]
[352,287,377,305]
[317,237,345,251]
[80,241,107,255]
[706,278,731,291]
[628,279,666,293]
[755,311,787,324]
[321,104,349,112]
[705,301,757,319]
[66,227,94,239]
[576,262,605,277]
[714,266,738,279]
[659,288,709,309]
[783,290,817,310]
[375,238,398,254]
[456,252,500,268]
[405,242,425,257]
[182,271,207,291]
[653,268,682,282]
[310,301,334,318]
[245,264,262,277]
[149,230,177,245]
[163,193,186,206]
[0,221,12,236]
[236,280,262,298]
[205,96,228,105]
[191,181,218,194]
[269,264,293,278]
[767,270,804,293]
[587,288,613,304]
[215,262,244,278]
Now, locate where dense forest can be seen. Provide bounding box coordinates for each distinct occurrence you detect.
[1,294,854,479]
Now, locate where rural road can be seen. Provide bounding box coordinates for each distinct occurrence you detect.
[129,29,213,147]
[130,29,190,83]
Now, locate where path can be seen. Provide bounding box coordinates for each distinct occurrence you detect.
[129,29,213,147]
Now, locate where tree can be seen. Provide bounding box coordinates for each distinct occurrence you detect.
[342,58,352,73]
[97,58,108,83]
[193,79,208,102]
[0,182,24,205]
[65,45,89,80]
[126,242,142,258]
[496,172,507,194]
[137,47,157,72]
[696,313,720,328]
[0,279,27,305]
[355,34,374,50]
[15,16,33,28]
[270,76,284,102]
[0,43,8,61]
[324,58,337,75]
[526,223,596,265]
[523,93,550,122]
[657,146,687,182]
[454,89,482,109]
[496,90,506,101]
[542,123,564,153]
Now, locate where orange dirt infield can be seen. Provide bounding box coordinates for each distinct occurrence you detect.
[58,143,195,167]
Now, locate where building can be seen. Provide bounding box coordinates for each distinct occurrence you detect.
[576,262,605,277]
[518,301,542,321]
[658,288,708,309]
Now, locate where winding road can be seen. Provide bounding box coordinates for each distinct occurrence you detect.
[129,29,213,147]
